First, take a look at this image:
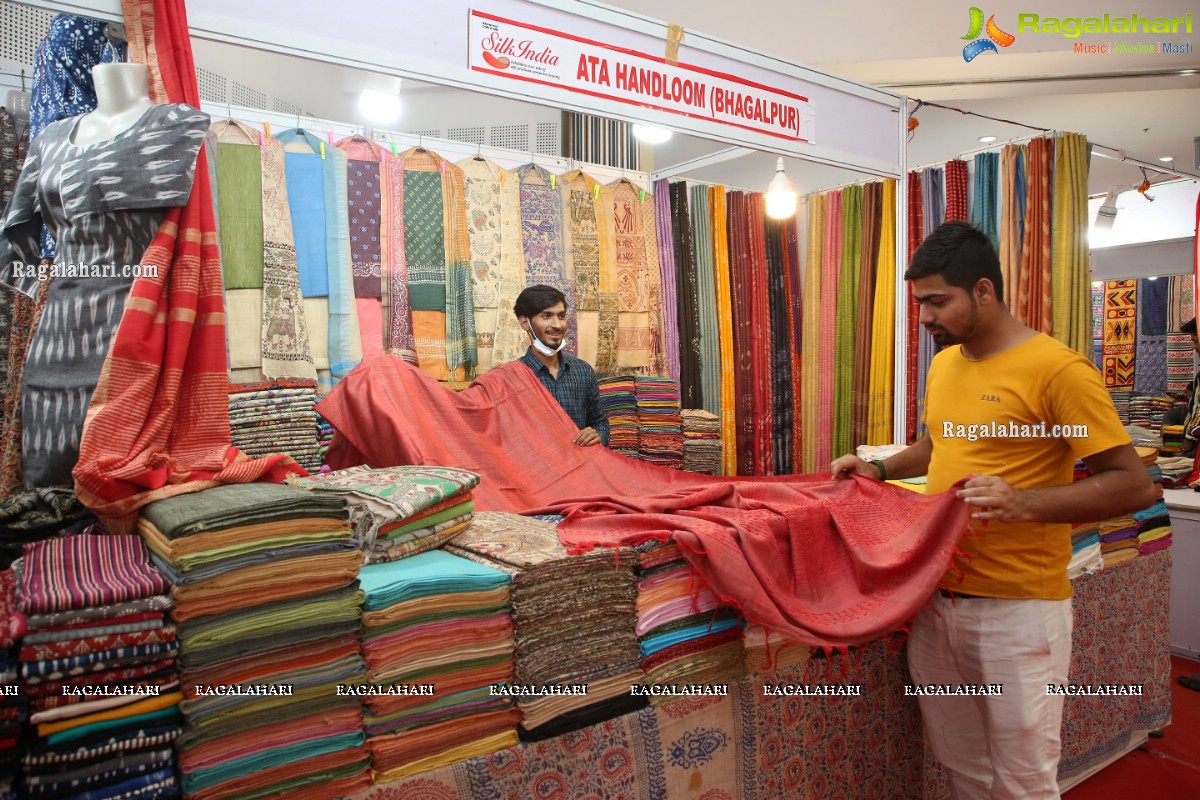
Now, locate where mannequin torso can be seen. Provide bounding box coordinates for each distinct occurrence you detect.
[70,62,154,146]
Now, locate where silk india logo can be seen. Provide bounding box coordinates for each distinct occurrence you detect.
[961,7,1016,61]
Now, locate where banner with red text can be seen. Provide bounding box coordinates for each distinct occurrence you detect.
[468,9,816,144]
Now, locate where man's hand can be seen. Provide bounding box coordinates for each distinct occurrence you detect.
[574,427,602,447]
[830,454,881,481]
[956,474,1029,522]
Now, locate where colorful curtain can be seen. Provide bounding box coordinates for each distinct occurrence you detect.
[1102,279,1137,389]
[817,190,842,469]
[1050,132,1090,356]
[833,185,862,459]
[998,144,1026,310]
[711,188,736,476]
[670,182,701,409]
[916,168,945,439]
[690,184,721,419]
[1134,277,1168,395]
[867,180,897,445]
[746,195,773,476]
[972,152,999,251]
[801,194,824,472]
[1018,137,1054,333]
[75,0,305,533]
[944,160,968,221]
[852,183,881,448]
[904,172,922,442]
[653,179,680,383]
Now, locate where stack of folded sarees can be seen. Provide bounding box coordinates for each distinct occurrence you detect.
[138,483,371,800]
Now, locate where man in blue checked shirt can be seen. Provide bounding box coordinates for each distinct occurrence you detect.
[514,285,610,447]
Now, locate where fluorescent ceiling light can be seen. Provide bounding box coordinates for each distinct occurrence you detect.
[1158,156,1174,162]
[631,124,672,144]
[358,89,401,125]
[978,135,997,143]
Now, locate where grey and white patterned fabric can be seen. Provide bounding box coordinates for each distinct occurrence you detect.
[0,102,209,489]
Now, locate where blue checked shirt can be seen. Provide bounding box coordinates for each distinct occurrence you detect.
[519,349,610,446]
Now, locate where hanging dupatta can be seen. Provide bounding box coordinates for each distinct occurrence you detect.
[560,169,602,367]
[75,0,305,533]
[1018,137,1054,334]
[602,178,656,371]
[402,147,476,378]
[490,166,532,368]
[746,194,773,475]
[518,164,575,354]
[1050,132,1090,356]
[800,193,823,473]
[866,180,896,446]
[458,156,505,372]
[214,120,314,380]
[710,188,736,475]
[816,190,842,471]
[277,128,361,388]
[852,182,881,450]
[833,184,862,458]
[654,178,681,383]
[904,172,923,443]
[999,144,1025,305]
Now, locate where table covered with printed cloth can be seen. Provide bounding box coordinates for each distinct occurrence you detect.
[347,549,1171,800]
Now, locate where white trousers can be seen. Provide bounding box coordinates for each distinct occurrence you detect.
[907,593,1073,800]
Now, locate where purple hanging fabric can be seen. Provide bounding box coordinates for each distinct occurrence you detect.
[654,178,680,382]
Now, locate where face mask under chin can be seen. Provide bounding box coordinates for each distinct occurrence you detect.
[527,324,566,356]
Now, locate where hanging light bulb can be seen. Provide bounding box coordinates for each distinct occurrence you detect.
[765,157,797,219]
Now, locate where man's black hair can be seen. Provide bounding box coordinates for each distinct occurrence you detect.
[514,284,567,319]
[1183,317,1197,335]
[904,221,1004,304]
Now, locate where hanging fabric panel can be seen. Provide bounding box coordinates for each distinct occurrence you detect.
[1018,137,1054,334]
[1050,132,1091,356]
[944,159,968,222]
[561,170,602,368]
[801,194,824,473]
[1166,274,1196,394]
[1134,277,1168,395]
[670,182,701,409]
[852,182,882,449]
[653,178,681,383]
[490,167,531,368]
[916,168,945,439]
[214,136,264,290]
[603,180,656,371]
[765,216,792,474]
[727,192,753,475]
[905,173,923,442]
[1092,282,1104,369]
[458,157,505,372]
[817,190,842,469]
[278,128,361,391]
[971,152,1000,251]
[833,185,862,458]
[867,180,897,445]
[1102,279,1137,389]
[690,184,721,418]
[785,216,803,472]
[746,194,774,474]
[711,188,737,476]
[999,144,1026,310]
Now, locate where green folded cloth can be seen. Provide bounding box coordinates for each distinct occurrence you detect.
[181,731,365,793]
[382,501,474,539]
[141,483,347,539]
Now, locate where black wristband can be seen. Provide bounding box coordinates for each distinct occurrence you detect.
[870,460,888,481]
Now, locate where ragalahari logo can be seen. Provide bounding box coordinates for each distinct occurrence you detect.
[962,7,1016,61]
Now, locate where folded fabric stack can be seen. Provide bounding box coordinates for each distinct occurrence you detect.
[1,569,22,800]
[447,512,644,740]
[1097,515,1140,568]
[1108,389,1132,426]
[743,625,811,674]
[633,540,746,702]
[1135,499,1172,555]
[1160,424,1187,455]
[635,376,684,470]
[137,484,370,800]
[681,408,722,474]
[1157,455,1194,487]
[1127,394,1174,431]
[17,532,181,800]
[316,413,336,472]
[598,375,640,459]
[293,466,479,564]
[228,380,321,473]
[1068,523,1103,579]
[358,550,518,783]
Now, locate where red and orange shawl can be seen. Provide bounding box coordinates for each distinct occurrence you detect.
[73,0,305,533]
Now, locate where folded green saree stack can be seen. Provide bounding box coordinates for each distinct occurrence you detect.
[292,465,480,564]
[358,549,519,782]
[136,483,371,800]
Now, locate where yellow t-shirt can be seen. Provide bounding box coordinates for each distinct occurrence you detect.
[924,333,1130,599]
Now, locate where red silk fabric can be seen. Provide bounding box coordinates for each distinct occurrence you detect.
[319,356,970,647]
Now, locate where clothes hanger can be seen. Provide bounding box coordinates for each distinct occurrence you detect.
[472,141,484,161]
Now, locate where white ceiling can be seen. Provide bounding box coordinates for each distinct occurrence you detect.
[86,0,1200,200]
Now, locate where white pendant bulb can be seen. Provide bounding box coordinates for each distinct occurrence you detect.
[765,157,797,219]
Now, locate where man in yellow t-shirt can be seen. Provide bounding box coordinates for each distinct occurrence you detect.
[832,221,1155,800]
